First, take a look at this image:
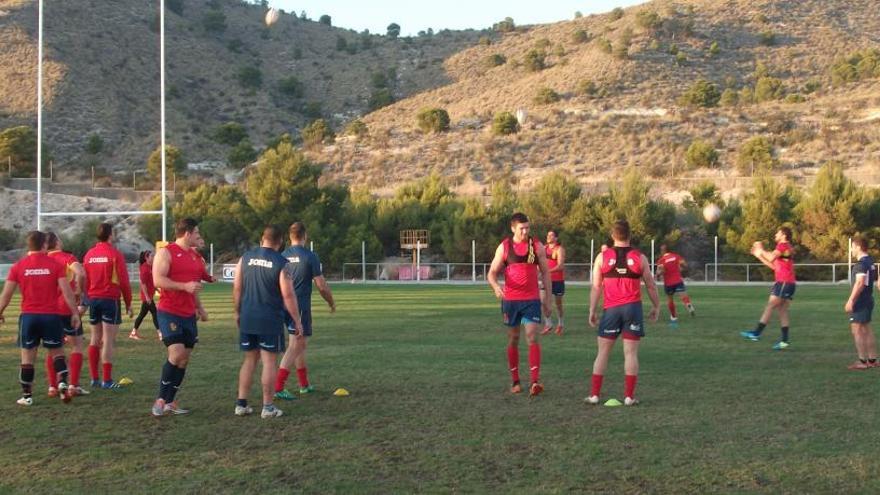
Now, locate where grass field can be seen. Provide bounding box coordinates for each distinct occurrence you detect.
[0,283,878,494]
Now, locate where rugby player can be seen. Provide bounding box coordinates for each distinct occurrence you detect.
[844,236,878,370]
[656,244,695,327]
[740,227,796,350]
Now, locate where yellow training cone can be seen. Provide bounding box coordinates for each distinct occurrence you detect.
[333,388,350,397]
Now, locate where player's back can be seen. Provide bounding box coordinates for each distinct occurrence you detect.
[854,255,877,303]
[48,250,78,314]
[240,247,288,324]
[9,252,64,314]
[600,246,643,309]
[281,245,321,305]
[83,242,126,298]
[659,252,683,285]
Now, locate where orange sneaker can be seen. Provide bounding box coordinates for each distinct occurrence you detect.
[529,382,544,397]
[848,361,870,370]
[554,325,564,336]
[541,325,553,335]
[510,382,522,394]
[47,387,58,398]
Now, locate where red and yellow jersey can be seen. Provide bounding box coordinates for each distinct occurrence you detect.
[773,242,796,283]
[600,246,644,309]
[657,252,684,286]
[545,243,564,282]
[139,262,156,302]
[502,237,540,301]
[48,250,78,316]
[7,252,66,314]
[157,243,205,317]
[83,242,132,307]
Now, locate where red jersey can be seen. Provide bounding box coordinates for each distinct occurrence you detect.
[83,241,132,307]
[657,251,684,286]
[139,263,156,302]
[502,237,541,301]
[546,243,564,282]
[48,250,78,316]
[773,242,796,283]
[157,242,204,317]
[600,246,644,309]
[6,252,66,314]
[193,249,214,282]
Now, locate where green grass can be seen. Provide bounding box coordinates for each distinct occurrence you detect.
[1,284,879,493]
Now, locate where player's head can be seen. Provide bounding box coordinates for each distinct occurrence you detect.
[262,225,284,250]
[659,243,668,254]
[26,230,47,252]
[611,220,631,243]
[289,222,307,244]
[46,231,61,251]
[775,226,792,243]
[138,250,153,265]
[509,212,529,239]
[852,235,869,255]
[96,223,113,242]
[546,230,558,244]
[174,217,200,245]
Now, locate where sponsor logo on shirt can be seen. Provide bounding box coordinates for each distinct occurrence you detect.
[247,259,274,268]
[88,257,109,263]
[287,256,301,263]
[24,269,51,276]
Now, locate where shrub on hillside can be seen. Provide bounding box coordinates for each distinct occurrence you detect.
[84,134,104,155]
[685,140,719,169]
[0,125,45,175]
[213,122,247,145]
[369,88,394,110]
[830,48,880,86]
[534,38,551,50]
[758,30,776,46]
[319,14,331,26]
[754,76,784,102]
[301,119,335,148]
[571,29,589,44]
[784,94,805,104]
[278,76,304,98]
[228,139,257,168]
[736,136,776,175]
[596,37,612,54]
[386,23,400,39]
[614,43,629,60]
[336,36,348,52]
[493,17,515,33]
[485,54,507,68]
[636,10,661,31]
[479,36,492,46]
[708,41,720,57]
[577,80,598,97]
[492,112,519,135]
[202,10,226,33]
[610,7,624,20]
[345,119,368,139]
[679,79,720,107]
[236,66,262,89]
[719,88,738,107]
[524,49,546,72]
[533,87,560,105]
[416,108,450,133]
[147,144,186,177]
[675,52,687,65]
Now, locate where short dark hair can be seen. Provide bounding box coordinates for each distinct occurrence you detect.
[852,235,869,252]
[510,212,529,226]
[26,231,46,252]
[97,223,113,242]
[547,229,558,238]
[262,225,284,246]
[138,250,151,265]
[174,218,198,238]
[659,243,668,252]
[46,231,60,250]
[611,220,630,242]
[288,222,306,241]
[778,226,792,242]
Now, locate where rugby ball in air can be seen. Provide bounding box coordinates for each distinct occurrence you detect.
[702,203,722,223]
[265,8,280,27]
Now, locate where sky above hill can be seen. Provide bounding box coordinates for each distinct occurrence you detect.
[271,1,647,36]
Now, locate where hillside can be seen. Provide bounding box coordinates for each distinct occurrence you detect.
[316,0,880,196]
[0,0,485,180]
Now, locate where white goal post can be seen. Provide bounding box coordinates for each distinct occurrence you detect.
[35,0,168,241]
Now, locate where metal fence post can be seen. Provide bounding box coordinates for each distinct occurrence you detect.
[471,240,476,282]
[714,236,718,283]
[361,241,366,283]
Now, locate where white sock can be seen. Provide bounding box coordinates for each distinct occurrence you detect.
[557,317,564,326]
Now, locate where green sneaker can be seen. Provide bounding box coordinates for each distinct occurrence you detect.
[299,385,315,395]
[772,341,790,351]
[274,389,297,401]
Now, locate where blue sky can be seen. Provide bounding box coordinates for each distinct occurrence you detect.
[270,1,647,36]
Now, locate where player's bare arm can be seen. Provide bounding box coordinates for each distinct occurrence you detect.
[487,243,505,300]
[280,270,303,334]
[0,280,17,325]
[314,275,335,313]
[58,277,81,329]
[195,294,208,322]
[846,273,866,313]
[641,254,661,322]
[153,247,203,294]
[536,242,552,313]
[588,253,603,327]
[232,258,243,327]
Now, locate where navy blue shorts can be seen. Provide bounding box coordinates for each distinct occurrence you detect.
[285,308,313,337]
[551,281,565,296]
[239,332,286,353]
[598,302,644,339]
[18,313,64,349]
[157,310,198,348]
[664,282,686,295]
[89,298,121,325]
[501,299,542,327]
[770,282,796,300]
[850,299,874,324]
[59,315,84,337]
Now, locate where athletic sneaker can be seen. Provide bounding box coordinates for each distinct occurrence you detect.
[47,386,58,398]
[541,324,553,335]
[151,398,166,417]
[554,325,564,336]
[668,319,679,329]
[869,360,880,368]
[234,405,254,416]
[58,382,72,403]
[163,401,190,415]
[584,395,600,405]
[624,397,639,406]
[772,341,790,351]
[102,380,122,389]
[529,382,544,397]
[274,389,297,401]
[16,396,33,406]
[299,385,315,395]
[128,330,142,341]
[510,382,522,394]
[687,304,696,317]
[71,386,90,396]
[740,331,760,342]
[848,361,870,370]
[261,405,283,419]
[90,379,101,388]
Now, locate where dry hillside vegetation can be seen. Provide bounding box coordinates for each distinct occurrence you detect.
[318,0,880,195]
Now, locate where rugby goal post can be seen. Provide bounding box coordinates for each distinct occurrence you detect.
[35,0,168,241]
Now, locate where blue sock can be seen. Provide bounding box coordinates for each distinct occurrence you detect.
[158,361,175,402]
[781,326,789,342]
[168,365,186,403]
[236,398,247,408]
[753,322,767,335]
